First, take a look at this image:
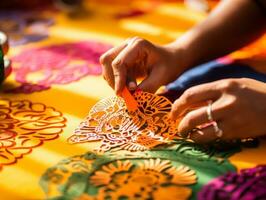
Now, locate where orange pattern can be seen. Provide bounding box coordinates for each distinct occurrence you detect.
[68,90,180,152]
[121,87,138,112]
[78,159,197,200]
[0,99,66,169]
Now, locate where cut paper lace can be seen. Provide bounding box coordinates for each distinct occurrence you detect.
[40,145,237,200]
[68,90,180,152]
[0,98,66,170]
[198,165,266,200]
[6,41,111,93]
[88,159,196,200]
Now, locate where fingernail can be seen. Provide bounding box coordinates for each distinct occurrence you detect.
[195,129,204,135]
[128,82,137,91]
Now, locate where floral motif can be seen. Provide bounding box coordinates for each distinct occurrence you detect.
[0,11,54,46]
[40,145,236,200]
[68,90,180,152]
[198,165,266,200]
[89,159,196,200]
[7,41,112,93]
[0,98,66,169]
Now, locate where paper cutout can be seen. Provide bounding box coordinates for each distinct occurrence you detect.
[198,165,266,200]
[0,11,54,46]
[6,41,112,93]
[88,159,196,200]
[68,90,180,152]
[0,98,66,170]
[121,87,138,112]
[40,144,237,200]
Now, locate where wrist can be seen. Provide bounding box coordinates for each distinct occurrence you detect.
[163,41,192,73]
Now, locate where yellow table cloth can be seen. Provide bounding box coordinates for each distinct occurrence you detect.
[0,1,266,199]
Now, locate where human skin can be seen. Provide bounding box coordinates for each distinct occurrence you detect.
[171,78,266,143]
[100,0,266,142]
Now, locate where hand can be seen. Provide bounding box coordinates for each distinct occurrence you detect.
[170,78,266,143]
[100,37,185,95]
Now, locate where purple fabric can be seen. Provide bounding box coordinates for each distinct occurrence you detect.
[163,60,266,102]
[198,165,266,200]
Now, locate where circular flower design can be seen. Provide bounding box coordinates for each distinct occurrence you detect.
[0,98,66,168]
[40,145,236,199]
[68,90,179,152]
[88,159,196,200]
[7,41,112,93]
[198,165,266,200]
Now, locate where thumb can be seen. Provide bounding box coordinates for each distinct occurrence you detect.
[138,65,165,93]
[127,68,137,91]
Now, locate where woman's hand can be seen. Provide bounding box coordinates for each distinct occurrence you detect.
[170,78,266,143]
[100,37,185,95]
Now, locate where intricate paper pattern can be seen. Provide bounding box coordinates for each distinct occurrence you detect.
[40,144,237,200]
[0,99,66,169]
[0,11,54,46]
[88,159,196,200]
[198,165,266,200]
[68,90,179,152]
[7,41,111,93]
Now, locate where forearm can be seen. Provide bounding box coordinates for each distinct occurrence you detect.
[168,0,266,70]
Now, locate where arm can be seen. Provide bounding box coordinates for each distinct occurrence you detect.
[100,0,266,95]
[170,0,266,71]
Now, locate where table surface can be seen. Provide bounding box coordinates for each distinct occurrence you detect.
[0,1,266,199]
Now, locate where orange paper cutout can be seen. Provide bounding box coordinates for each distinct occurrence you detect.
[0,99,66,169]
[68,90,179,152]
[121,87,138,112]
[79,159,196,200]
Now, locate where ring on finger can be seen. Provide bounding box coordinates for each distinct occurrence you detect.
[206,100,213,121]
[212,121,223,138]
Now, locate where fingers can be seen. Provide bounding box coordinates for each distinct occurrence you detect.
[100,37,151,95]
[189,122,224,144]
[127,68,137,91]
[177,101,222,133]
[100,43,127,89]
[138,64,166,93]
[170,82,221,120]
[111,40,146,94]
[178,121,226,144]
[112,57,127,95]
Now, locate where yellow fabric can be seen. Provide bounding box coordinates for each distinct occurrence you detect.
[0,1,266,199]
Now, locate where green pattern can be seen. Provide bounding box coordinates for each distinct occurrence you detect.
[40,142,239,200]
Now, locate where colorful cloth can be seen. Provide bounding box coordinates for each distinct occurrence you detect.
[198,165,266,200]
[0,1,266,200]
[164,59,266,102]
